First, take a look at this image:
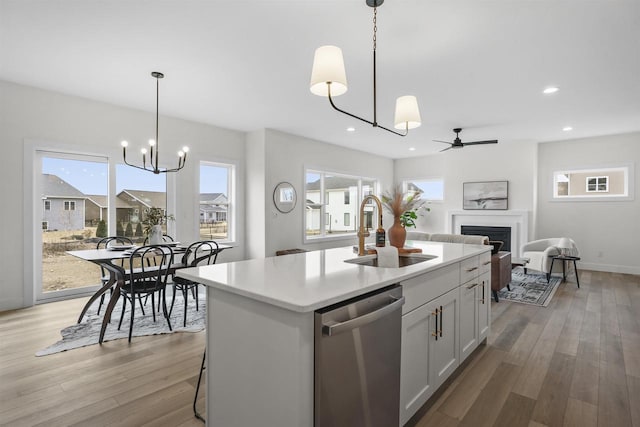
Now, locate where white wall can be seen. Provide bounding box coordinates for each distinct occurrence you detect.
[260,129,394,256]
[394,142,537,236]
[0,80,246,311]
[537,133,640,274]
[245,130,266,259]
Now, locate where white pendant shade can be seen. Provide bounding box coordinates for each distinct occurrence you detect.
[310,45,348,97]
[394,95,421,130]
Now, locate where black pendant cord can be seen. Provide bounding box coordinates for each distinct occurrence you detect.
[325,6,408,137]
[154,75,160,173]
[121,71,187,174]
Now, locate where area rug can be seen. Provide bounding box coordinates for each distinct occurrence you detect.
[497,268,562,306]
[36,292,206,356]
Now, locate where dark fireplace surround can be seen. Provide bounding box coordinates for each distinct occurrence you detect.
[461,225,511,252]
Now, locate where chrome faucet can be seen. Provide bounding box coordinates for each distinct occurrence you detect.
[358,195,384,256]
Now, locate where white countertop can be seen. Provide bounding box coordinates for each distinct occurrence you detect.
[176,241,490,313]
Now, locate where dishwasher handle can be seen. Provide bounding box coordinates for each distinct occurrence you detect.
[322,295,405,336]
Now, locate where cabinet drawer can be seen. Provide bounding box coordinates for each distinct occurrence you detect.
[401,263,459,315]
[460,255,480,284]
[479,251,492,275]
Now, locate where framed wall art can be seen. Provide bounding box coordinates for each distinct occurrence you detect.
[463,181,508,210]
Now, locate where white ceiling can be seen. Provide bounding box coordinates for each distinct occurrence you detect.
[2,0,639,159]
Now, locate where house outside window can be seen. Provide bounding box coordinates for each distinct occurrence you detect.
[586,176,608,192]
[403,178,445,201]
[305,170,378,240]
[64,200,76,211]
[553,166,631,200]
[199,161,234,241]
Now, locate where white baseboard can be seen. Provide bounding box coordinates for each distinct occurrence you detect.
[579,261,640,276]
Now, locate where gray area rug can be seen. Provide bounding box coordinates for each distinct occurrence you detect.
[37,291,206,356]
[497,268,562,306]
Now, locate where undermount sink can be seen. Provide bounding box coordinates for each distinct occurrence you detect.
[344,253,438,268]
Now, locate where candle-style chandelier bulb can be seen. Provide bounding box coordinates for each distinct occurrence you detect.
[119,72,189,174]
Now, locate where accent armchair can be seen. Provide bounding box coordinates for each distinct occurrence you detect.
[521,237,579,280]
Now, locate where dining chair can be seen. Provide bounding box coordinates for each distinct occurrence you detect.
[170,240,219,327]
[95,236,133,315]
[117,245,174,342]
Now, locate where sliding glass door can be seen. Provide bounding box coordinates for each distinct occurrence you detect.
[38,152,108,300]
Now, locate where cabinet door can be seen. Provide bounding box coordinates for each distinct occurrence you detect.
[400,303,436,426]
[429,287,460,389]
[459,279,479,361]
[477,271,491,342]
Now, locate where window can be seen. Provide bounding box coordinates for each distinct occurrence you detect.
[305,170,378,240]
[116,164,167,237]
[586,176,608,192]
[42,221,48,230]
[64,200,76,211]
[553,166,631,200]
[200,162,234,241]
[403,178,444,201]
[44,200,51,211]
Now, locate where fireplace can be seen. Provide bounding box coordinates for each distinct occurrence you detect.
[461,225,511,252]
[448,210,528,257]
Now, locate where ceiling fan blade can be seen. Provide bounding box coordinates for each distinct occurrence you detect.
[433,140,452,144]
[462,140,498,146]
[440,146,452,152]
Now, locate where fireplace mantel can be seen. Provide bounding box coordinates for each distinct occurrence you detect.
[448,210,529,257]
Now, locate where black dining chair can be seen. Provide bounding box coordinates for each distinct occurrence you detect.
[95,236,133,315]
[117,245,174,342]
[170,240,219,327]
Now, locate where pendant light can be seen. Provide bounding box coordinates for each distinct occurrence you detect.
[120,72,189,174]
[310,0,422,136]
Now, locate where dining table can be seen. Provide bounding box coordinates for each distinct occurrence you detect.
[66,242,233,343]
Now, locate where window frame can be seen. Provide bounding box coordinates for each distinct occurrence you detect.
[44,200,51,211]
[64,200,76,211]
[586,176,609,193]
[552,164,633,201]
[304,169,379,242]
[198,160,236,243]
[402,177,445,202]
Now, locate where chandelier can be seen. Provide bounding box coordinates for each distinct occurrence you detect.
[310,0,421,137]
[120,72,189,174]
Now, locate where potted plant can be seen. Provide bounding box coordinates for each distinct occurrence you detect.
[142,207,174,245]
[381,186,427,248]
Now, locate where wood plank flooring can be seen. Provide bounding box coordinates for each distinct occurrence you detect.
[1,269,638,426]
[412,270,640,427]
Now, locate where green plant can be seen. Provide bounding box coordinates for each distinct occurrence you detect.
[134,222,143,237]
[381,185,427,228]
[125,222,133,237]
[96,220,107,238]
[142,207,175,235]
[116,221,125,237]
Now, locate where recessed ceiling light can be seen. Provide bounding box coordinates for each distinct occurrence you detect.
[409,147,416,151]
[543,87,559,94]
[563,126,573,132]
[346,127,356,132]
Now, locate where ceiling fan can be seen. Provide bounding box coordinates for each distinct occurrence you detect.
[434,128,498,152]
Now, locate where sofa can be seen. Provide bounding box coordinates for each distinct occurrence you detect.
[406,231,489,245]
[521,238,579,279]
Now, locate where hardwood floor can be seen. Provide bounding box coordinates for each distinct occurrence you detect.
[412,270,640,427]
[1,269,638,426]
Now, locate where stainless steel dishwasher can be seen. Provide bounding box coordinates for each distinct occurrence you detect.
[314,284,404,427]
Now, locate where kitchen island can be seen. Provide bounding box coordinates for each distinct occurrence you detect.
[177,241,491,426]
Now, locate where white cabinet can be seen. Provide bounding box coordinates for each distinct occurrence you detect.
[477,271,491,342]
[400,252,491,425]
[400,303,435,426]
[459,270,491,362]
[429,287,460,387]
[459,278,479,361]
